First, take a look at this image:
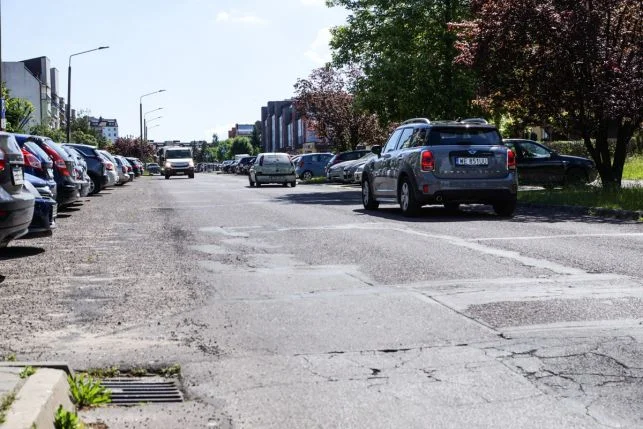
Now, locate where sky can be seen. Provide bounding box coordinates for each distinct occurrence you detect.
[3,0,348,142]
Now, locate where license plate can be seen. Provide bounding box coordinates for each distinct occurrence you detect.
[11,166,24,185]
[176,171,184,175]
[455,157,489,166]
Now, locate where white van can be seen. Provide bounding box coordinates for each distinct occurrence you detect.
[158,147,195,179]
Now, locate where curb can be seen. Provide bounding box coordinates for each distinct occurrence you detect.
[518,203,643,221]
[1,367,73,429]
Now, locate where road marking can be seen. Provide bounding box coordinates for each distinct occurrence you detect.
[472,232,643,242]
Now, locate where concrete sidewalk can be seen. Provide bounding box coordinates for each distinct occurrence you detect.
[0,363,73,429]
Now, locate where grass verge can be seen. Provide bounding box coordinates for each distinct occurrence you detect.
[518,186,643,213]
[0,392,17,424]
[299,177,328,185]
[623,156,643,180]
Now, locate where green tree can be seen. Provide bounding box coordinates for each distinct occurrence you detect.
[69,116,110,148]
[230,137,254,157]
[30,123,66,142]
[1,84,35,133]
[216,139,232,161]
[328,0,476,123]
[212,133,219,145]
[453,0,643,187]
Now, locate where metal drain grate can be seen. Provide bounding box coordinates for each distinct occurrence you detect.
[102,378,183,405]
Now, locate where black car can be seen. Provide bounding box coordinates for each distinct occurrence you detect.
[16,135,79,206]
[64,143,107,195]
[0,132,35,247]
[504,139,598,187]
[146,163,161,175]
[126,157,143,177]
[236,156,256,175]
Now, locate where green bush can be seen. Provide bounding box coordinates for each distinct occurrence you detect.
[545,139,643,157]
[53,405,82,429]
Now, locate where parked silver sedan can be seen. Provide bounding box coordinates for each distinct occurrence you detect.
[112,155,132,185]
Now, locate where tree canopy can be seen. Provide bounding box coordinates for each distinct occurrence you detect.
[2,84,35,133]
[294,65,391,151]
[328,0,476,123]
[452,0,643,186]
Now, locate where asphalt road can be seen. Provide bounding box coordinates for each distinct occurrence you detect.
[1,173,642,428]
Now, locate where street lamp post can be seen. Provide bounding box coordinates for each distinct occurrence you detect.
[144,116,162,141]
[147,124,160,140]
[139,90,165,143]
[66,46,109,142]
[143,107,163,141]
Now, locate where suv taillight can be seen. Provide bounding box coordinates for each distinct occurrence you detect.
[0,148,5,172]
[421,150,434,171]
[507,148,516,170]
[106,162,114,171]
[22,149,42,170]
[43,145,70,176]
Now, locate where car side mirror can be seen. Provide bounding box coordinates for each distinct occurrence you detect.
[371,145,382,156]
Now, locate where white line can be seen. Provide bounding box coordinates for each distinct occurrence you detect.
[473,232,643,242]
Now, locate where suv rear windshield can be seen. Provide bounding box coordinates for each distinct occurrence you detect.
[166,149,192,158]
[263,154,291,163]
[24,141,51,162]
[429,128,501,146]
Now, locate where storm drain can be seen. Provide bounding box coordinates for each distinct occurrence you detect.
[102,378,183,405]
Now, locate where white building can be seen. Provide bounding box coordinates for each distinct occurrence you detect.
[89,117,119,143]
[1,56,64,129]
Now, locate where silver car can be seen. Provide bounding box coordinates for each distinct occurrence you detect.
[361,118,518,217]
[249,153,296,187]
[98,151,119,187]
[112,155,132,185]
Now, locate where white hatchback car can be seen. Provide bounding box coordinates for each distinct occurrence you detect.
[249,153,296,188]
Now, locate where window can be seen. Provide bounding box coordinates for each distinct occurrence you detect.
[410,128,428,147]
[383,129,403,153]
[396,128,415,150]
[429,128,502,146]
[519,142,551,159]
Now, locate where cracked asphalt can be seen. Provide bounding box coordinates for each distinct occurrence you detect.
[0,173,642,428]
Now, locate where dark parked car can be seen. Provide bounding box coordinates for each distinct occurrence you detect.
[146,162,161,175]
[15,135,79,206]
[61,145,91,198]
[0,132,35,247]
[64,143,107,195]
[504,139,598,187]
[23,173,57,238]
[126,157,143,176]
[236,156,256,175]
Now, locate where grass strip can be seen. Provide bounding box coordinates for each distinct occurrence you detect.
[623,156,643,180]
[518,186,643,212]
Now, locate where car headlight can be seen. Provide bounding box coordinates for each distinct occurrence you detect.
[165,162,172,168]
[188,160,194,167]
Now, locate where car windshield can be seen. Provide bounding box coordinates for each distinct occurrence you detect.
[166,150,192,158]
[429,128,501,146]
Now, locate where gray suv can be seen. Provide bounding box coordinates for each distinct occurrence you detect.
[361,118,518,217]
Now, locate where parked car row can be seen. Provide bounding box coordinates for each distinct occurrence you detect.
[221,157,257,175]
[0,131,145,248]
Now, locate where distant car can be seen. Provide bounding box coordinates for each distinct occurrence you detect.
[295,153,333,180]
[0,132,35,247]
[343,153,377,183]
[325,150,371,174]
[146,163,161,175]
[327,160,354,183]
[249,153,296,187]
[126,157,144,177]
[19,141,57,200]
[98,152,119,187]
[61,145,91,197]
[63,143,107,195]
[236,156,256,175]
[504,139,598,187]
[112,156,131,185]
[221,160,235,173]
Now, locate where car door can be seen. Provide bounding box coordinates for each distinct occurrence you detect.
[373,129,404,197]
[515,140,565,186]
[388,127,415,196]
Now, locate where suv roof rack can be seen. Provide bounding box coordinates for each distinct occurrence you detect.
[401,118,431,125]
[458,117,489,125]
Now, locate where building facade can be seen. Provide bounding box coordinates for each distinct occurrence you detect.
[228,124,254,139]
[260,100,322,154]
[89,117,119,143]
[1,56,65,130]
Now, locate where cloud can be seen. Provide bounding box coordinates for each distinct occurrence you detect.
[215,10,266,25]
[304,27,333,65]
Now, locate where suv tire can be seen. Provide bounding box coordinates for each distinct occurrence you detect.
[399,177,420,216]
[361,177,379,210]
[302,171,313,181]
[493,198,517,217]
